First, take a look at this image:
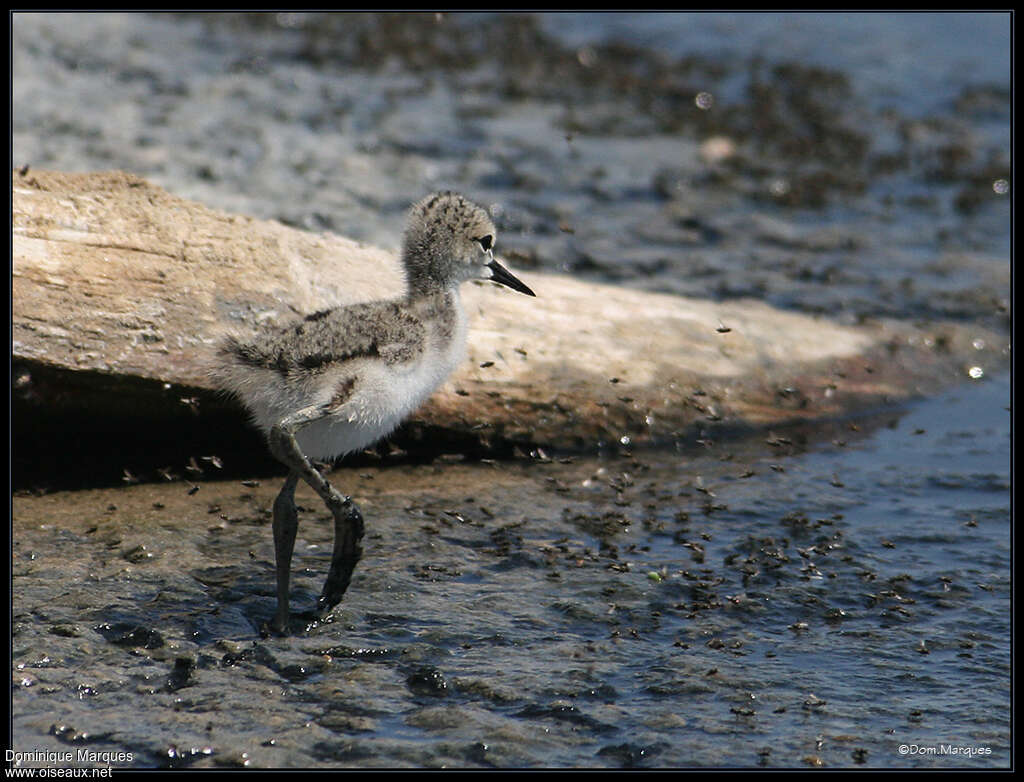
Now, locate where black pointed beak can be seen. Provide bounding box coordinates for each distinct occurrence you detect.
[487,259,536,297]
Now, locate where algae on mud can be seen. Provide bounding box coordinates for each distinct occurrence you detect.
[11,374,1011,767]
[11,10,1009,770]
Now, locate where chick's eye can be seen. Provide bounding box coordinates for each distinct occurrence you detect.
[476,235,493,252]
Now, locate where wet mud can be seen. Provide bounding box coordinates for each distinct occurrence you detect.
[11,11,1009,769]
[12,374,1010,768]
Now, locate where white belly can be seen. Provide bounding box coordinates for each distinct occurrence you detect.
[248,301,469,461]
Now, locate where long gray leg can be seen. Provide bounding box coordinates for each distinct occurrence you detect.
[269,404,348,513]
[270,472,300,633]
[317,499,364,619]
[268,403,365,628]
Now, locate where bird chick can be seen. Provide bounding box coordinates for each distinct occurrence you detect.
[212,192,535,633]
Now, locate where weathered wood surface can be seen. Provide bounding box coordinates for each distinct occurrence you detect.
[12,169,1007,450]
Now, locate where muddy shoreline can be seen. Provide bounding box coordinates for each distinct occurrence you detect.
[11,12,1009,769]
[12,374,1011,767]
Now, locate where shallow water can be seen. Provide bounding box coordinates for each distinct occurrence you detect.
[11,11,1011,770]
[12,12,1010,327]
[12,373,1010,768]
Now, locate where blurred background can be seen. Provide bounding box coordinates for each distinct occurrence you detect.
[12,12,1010,330]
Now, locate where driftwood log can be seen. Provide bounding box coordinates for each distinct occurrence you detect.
[12,169,1007,483]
